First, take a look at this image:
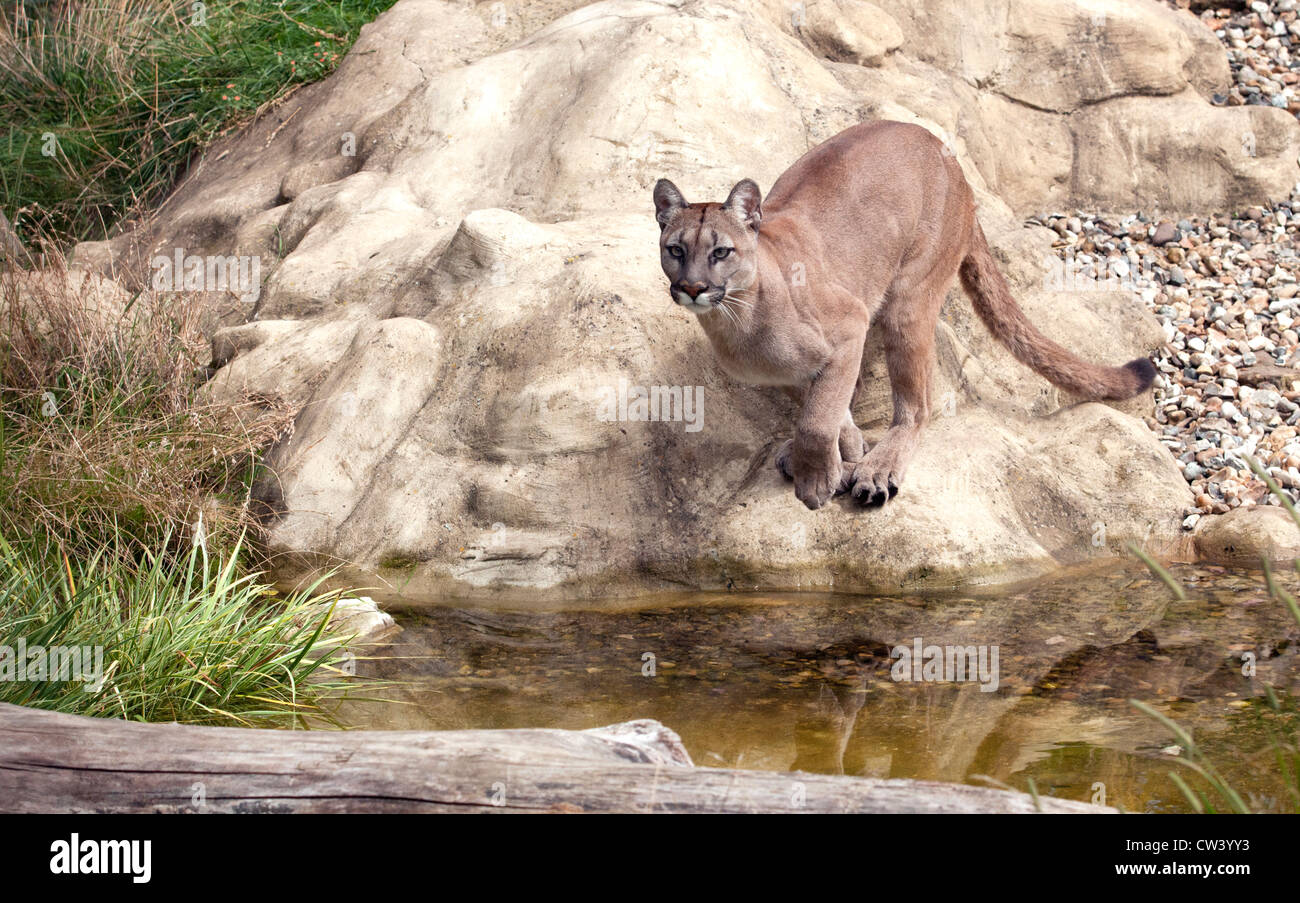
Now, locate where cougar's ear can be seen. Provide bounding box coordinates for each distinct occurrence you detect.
[653,179,687,230]
[724,178,762,231]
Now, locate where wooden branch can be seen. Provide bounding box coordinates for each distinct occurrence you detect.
[0,703,1110,813]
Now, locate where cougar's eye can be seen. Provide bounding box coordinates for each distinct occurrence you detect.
[712,247,733,260]
[667,245,685,259]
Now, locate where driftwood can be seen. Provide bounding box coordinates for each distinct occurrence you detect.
[0,703,1110,813]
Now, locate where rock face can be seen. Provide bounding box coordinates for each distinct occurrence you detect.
[1195,505,1300,566]
[71,0,1300,603]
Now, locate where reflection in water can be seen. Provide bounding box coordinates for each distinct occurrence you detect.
[328,561,1300,813]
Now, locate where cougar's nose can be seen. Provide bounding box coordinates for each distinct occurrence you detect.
[677,281,708,299]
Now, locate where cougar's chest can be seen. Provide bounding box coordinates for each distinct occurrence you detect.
[701,320,813,387]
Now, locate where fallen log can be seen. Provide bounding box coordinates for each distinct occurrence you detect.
[0,703,1110,813]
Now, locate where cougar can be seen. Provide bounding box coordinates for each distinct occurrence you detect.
[652,120,1155,511]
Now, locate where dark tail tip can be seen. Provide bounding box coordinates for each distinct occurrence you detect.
[1123,357,1157,395]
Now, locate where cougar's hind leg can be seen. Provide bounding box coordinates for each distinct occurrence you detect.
[834,407,865,493]
[791,336,866,510]
[775,385,804,480]
[849,289,941,506]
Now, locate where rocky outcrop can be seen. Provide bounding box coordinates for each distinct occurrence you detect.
[69,0,1300,602]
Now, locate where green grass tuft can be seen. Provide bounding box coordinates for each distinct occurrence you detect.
[0,529,357,725]
[1,0,398,248]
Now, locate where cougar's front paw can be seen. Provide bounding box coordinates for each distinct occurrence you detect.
[849,447,904,507]
[778,439,854,497]
[791,437,841,510]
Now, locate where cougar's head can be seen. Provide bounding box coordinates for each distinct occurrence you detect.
[652,178,762,315]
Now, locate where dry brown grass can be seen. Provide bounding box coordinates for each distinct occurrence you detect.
[0,243,293,561]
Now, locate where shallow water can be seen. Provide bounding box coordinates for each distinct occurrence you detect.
[328,561,1300,813]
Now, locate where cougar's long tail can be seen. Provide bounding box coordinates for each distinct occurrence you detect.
[957,220,1155,401]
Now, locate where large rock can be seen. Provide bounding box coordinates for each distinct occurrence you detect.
[1195,506,1300,567]
[70,0,1300,603]
[876,0,1230,111]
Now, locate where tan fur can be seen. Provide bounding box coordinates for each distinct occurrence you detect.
[653,121,1155,510]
